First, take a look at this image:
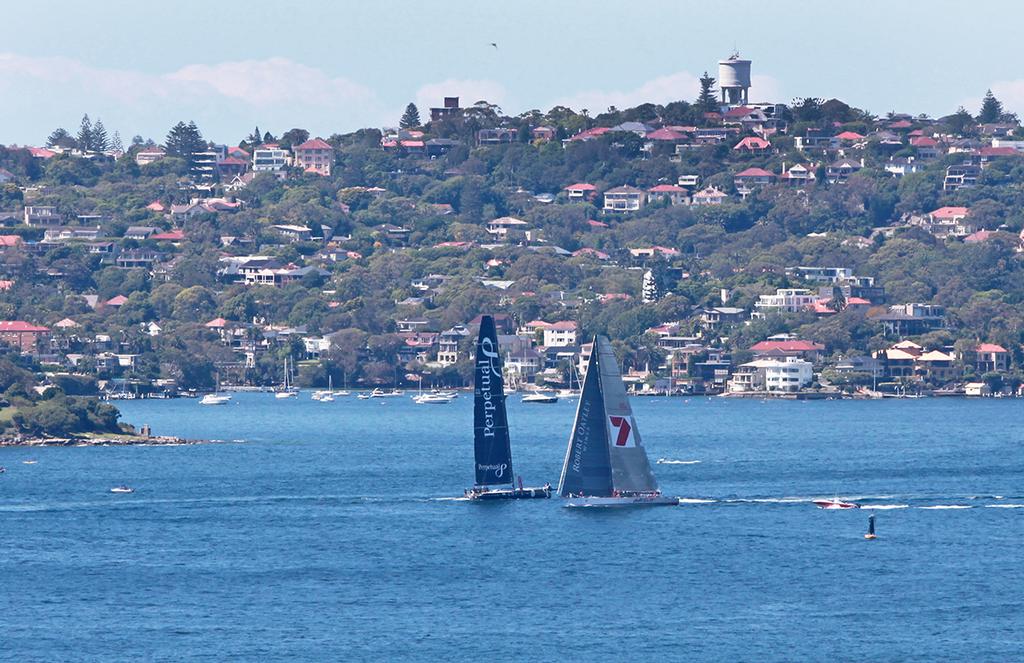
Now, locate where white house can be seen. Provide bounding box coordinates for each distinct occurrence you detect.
[542,321,577,347]
[753,288,819,314]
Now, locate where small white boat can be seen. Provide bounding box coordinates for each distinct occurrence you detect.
[522,392,558,404]
[414,393,453,404]
[317,393,335,402]
[814,498,860,509]
[332,390,351,397]
[199,394,231,405]
[22,460,37,465]
[274,390,297,399]
[110,486,135,494]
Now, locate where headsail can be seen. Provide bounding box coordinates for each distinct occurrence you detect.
[473,315,514,487]
[595,337,659,493]
[558,340,614,497]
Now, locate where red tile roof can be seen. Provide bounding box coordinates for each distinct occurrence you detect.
[0,320,49,332]
[978,146,1019,157]
[977,343,1008,353]
[723,106,756,118]
[151,229,186,241]
[105,295,128,306]
[735,167,775,178]
[565,183,597,191]
[294,138,333,151]
[733,136,770,150]
[648,184,686,193]
[930,206,969,219]
[204,317,227,328]
[835,131,864,141]
[0,235,23,247]
[646,128,687,141]
[750,340,824,352]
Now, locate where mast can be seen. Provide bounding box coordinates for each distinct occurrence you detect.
[473,315,514,488]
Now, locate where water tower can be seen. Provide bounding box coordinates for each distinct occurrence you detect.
[718,53,751,105]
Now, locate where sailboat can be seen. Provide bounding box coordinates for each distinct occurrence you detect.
[557,336,678,507]
[200,371,231,405]
[464,315,551,501]
[312,375,335,401]
[275,357,298,399]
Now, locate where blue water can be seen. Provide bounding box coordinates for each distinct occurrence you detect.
[2,394,1023,661]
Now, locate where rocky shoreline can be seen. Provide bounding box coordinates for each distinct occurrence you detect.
[0,434,214,447]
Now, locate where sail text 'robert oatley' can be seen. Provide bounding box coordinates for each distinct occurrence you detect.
[477,336,501,438]
[571,399,591,473]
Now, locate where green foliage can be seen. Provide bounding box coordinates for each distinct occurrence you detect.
[400,103,421,129]
[165,121,206,163]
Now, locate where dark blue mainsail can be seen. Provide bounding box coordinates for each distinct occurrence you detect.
[473,315,514,487]
[557,341,614,497]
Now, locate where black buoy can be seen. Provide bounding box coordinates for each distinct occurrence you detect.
[864,514,877,540]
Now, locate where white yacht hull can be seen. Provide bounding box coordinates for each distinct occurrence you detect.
[564,495,679,508]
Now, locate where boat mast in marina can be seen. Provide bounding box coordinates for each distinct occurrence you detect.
[557,336,676,507]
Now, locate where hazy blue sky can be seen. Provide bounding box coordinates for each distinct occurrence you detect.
[2,0,1023,145]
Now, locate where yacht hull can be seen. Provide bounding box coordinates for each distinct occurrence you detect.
[467,487,552,500]
[564,495,678,508]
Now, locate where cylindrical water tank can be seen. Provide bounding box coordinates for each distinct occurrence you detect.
[718,57,751,89]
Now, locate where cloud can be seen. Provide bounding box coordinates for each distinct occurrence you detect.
[0,53,384,143]
[989,80,1024,116]
[551,71,701,114]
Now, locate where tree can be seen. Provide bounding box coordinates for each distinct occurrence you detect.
[165,121,206,164]
[46,128,75,149]
[111,131,124,153]
[696,72,717,114]
[978,90,1003,124]
[279,128,310,150]
[247,126,263,146]
[399,103,421,129]
[944,106,974,135]
[76,114,93,151]
[91,118,109,151]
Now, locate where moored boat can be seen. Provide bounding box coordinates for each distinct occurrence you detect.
[522,392,558,404]
[557,335,678,507]
[110,485,135,494]
[464,315,550,501]
[199,393,231,405]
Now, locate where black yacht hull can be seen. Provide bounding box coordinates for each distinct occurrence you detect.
[467,487,551,500]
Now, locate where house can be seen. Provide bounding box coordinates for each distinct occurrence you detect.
[151,229,186,242]
[700,307,745,330]
[795,135,840,152]
[0,235,23,251]
[116,249,163,269]
[647,184,688,206]
[135,147,165,166]
[567,126,612,143]
[272,225,314,242]
[826,158,863,184]
[915,350,956,383]
[691,186,727,206]
[486,216,529,239]
[910,135,941,159]
[564,183,597,201]
[430,96,461,122]
[436,325,470,365]
[629,246,680,260]
[780,163,817,186]
[292,138,333,176]
[753,288,819,314]
[924,206,974,238]
[943,163,981,191]
[749,340,825,362]
[835,131,865,144]
[425,138,460,157]
[572,247,610,261]
[43,227,102,243]
[972,343,1010,373]
[873,303,945,338]
[965,382,992,397]
[728,357,813,393]
[24,206,61,227]
[124,226,157,240]
[733,136,771,153]
[252,145,290,173]
[531,126,556,142]
[603,185,645,213]
[0,321,51,353]
[469,313,514,334]
[733,167,776,197]
[542,321,577,347]
[217,156,248,179]
[477,128,517,144]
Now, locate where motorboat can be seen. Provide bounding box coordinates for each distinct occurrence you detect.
[522,392,558,404]
[813,498,860,509]
[200,393,231,406]
[557,335,678,508]
[414,393,453,404]
[110,486,135,494]
[274,390,297,399]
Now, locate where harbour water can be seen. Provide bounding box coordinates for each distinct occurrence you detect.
[3,394,1023,661]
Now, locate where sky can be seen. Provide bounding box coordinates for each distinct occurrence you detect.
[2,0,1024,146]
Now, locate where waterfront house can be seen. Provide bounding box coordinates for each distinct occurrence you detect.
[750,339,825,363]
[873,303,945,338]
[971,343,1009,373]
[542,321,577,348]
[436,325,470,365]
[915,350,956,383]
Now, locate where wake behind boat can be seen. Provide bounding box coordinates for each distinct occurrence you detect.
[464,315,550,501]
[558,335,677,507]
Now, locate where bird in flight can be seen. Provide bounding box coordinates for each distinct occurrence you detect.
[490,42,498,49]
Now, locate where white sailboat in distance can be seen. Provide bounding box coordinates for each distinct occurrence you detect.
[557,336,678,507]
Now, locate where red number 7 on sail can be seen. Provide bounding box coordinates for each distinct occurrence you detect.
[609,416,632,447]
